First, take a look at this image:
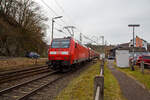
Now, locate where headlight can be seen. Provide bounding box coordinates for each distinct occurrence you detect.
[50,51,56,54]
[61,51,69,55]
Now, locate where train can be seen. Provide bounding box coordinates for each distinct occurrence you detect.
[47,37,99,71]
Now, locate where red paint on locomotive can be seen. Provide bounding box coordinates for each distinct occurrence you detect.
[47,37,99,70]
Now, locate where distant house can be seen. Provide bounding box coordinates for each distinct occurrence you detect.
[107,36,150,58]
[129,36,148,50]
[109,43,149,58]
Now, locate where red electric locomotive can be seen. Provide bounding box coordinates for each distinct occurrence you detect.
[47,37,99,71]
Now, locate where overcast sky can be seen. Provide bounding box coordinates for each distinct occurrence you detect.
[35,0,150,45]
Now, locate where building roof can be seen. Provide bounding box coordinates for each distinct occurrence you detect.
[110,46,147,52]
[119,43,129,47]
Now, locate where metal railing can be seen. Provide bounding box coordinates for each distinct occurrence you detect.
[94,59,104,100]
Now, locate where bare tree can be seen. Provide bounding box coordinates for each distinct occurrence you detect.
[0,0,48,57]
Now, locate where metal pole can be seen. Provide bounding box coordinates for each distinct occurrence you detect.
[133,27,135,51]
[141,61,144,74]
[71,28,74,38]
[132,27,135,71]
[80,33,82,44]
[128,24,140,71]
[102,36,104,46]
[102,36,104,55]
[51,19,54,41]
[51,16,62,41]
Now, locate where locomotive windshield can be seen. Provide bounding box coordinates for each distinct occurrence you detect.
[51,39,70,48]
[143,56,150,59]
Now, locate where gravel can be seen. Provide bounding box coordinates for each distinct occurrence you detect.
[29,61,95,100]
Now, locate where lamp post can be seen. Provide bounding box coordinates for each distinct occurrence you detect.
[128,24,140,71]
[51,16,63,41]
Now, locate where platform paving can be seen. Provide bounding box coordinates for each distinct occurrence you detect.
[107,60,150,100]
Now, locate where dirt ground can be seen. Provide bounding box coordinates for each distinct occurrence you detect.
[107,60,150,100]
[0,58,47,72]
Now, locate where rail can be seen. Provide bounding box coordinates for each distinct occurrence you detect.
[0,71,59,100]
[0,65,50,84]
[94,59,104,100]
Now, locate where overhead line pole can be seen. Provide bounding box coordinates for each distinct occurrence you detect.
[52,18,54,41]
[128,24,140,71]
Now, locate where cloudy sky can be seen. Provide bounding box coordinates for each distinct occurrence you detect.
[35,0,150,45]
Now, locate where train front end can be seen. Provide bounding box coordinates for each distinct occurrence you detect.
[48,38,72,70]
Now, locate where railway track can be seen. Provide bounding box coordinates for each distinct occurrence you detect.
[0,65,51,84]
[0,71,64,100]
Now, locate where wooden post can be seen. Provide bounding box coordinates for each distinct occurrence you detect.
[94,62,104,100]
[100,64,104,75]
[94,75,104,100]
[130,61,135,71]
[140,61,144,74]
[35,58,38,65]
[101,58,104,66]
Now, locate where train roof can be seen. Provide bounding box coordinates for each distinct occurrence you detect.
[53,37,71,40]
[52,37,89,49]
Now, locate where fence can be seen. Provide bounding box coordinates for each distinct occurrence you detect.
[94,59,104,100]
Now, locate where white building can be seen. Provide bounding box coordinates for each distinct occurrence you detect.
[116,50,129,68]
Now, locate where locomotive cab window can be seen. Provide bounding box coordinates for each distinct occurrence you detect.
[51,39,70,48]
[143,56,150,59]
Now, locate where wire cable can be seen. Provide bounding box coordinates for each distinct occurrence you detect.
[41,0,69,28]
[54,0,79,30]
[41,0,98,45]
[41,0,59,17]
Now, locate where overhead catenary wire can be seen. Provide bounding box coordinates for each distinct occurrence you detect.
[54,0,82,33]
[41,0,82,37]
[54,22,63,27]
[41,0,68,26]
[41,0,70,37]
[41,0,98,44]
[54,0,65,12]
[54,0,75,25]
[54,28,68,35]
[54,0,98,44]
[41,0,58,17]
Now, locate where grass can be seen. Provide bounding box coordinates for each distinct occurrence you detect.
[55,62,100,100]
[114,62,150,90]
[104,62,126,100]
[55,61,125,100]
